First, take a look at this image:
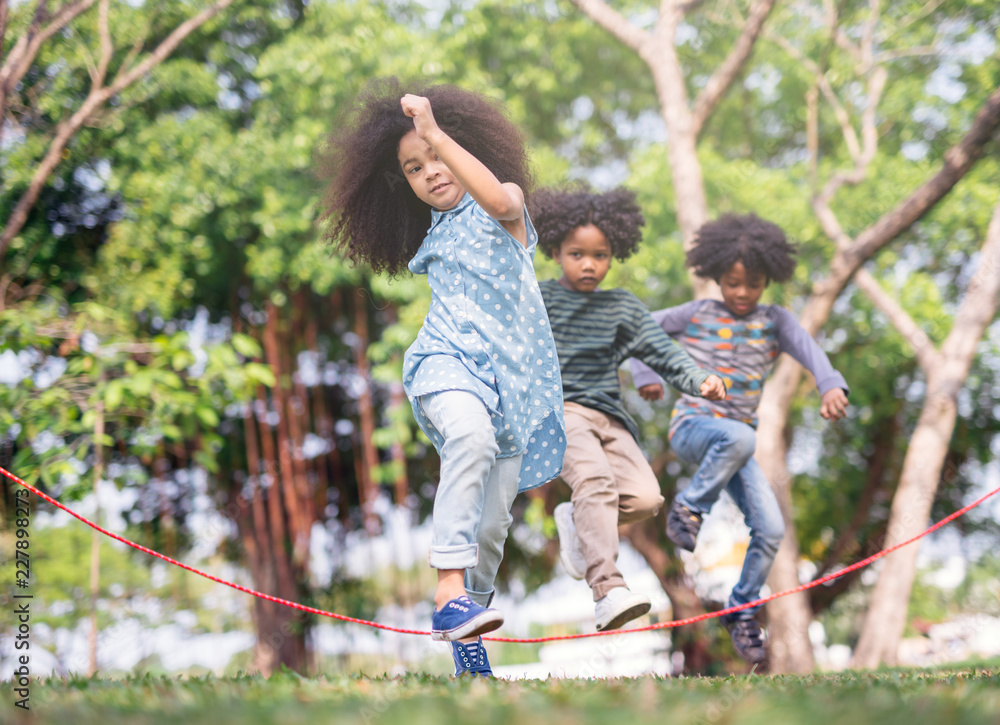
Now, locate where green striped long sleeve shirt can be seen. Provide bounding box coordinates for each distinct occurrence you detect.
[538,279,711,441]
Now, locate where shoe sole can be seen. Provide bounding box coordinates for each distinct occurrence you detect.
[595,600,652,632]
[432,609,504,642]
[666,527,697,552]
[723,619,769,666]
[730,645,768,667]
[554,503,586,580]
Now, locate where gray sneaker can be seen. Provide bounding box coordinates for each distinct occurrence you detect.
[722,614,767,666]
[666,499,703,552]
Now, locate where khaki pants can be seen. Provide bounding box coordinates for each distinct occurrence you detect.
[560,401,664,600]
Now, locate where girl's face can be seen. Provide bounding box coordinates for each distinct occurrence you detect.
[719,261,767,316]
[553,224,611,293]
[397,130,466,211]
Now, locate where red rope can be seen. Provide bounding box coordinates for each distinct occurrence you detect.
[3,465,997,643]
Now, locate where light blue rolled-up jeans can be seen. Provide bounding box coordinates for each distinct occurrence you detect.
[670,415,785,619]
[419,389,522,607]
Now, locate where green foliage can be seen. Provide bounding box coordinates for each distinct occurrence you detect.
[0,522,167,634]
[0,298,268,490]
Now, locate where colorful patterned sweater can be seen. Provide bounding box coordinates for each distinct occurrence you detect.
[629,299,848,435]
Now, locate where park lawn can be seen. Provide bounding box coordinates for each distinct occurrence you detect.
[2,662,999,725]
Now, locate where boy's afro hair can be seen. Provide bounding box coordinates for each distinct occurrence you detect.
[315,77,532,277]
[686,213,798,282]
[530,186,644,261]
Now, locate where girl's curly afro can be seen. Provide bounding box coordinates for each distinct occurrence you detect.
[530,186,644,261]
[316,77,532,277]
[686,213,798,282]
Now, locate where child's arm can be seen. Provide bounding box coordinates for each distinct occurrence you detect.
[773,307,849,420]
[401,94,527,245]
[626,297,725,401]
[629,301,702,398]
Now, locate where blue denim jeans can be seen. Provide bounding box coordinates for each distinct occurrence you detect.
[419,390,522,607]
[670,416,784,618]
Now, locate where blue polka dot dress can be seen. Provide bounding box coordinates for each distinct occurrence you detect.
[403,193,566,492]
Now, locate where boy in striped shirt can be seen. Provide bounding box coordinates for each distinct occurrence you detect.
[532,188,726,631]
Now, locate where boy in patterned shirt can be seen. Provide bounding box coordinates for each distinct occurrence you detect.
[630,213,849,666]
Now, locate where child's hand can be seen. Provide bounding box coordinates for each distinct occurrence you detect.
[820,388,849,421]
[638,383,664,401]
[700,375,727,401]
[400,94,441,141]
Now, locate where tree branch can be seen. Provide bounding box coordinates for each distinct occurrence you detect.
[859,65,886,161]
[881,0,946,44]
[874,46,940,63]
[847,84,1000,267]
[0,0,235,264]
[569,0,651,54]
[690,0,778,138]
[781,83,1000,342]
[0,0,96,90]
[677,0,708,13]
[942,197,1000,365]
[806,83,819,190]
[0,0,97,143]
[107,0,234,95]
[806,0,860,63]
[855,268,939,371]
[0,1,9,66]
[811,57,888,248]
[800,0,963,261]
[94,0,112,87]
[859,0,881,72]
[768,32,861,160]
[813,406,899,581]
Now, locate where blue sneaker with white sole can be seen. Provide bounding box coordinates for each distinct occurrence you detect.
[451,637,493,677]
[431,595,504,641]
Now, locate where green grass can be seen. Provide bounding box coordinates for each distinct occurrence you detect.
[3,662,999,725]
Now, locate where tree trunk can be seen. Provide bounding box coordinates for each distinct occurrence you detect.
[851,374,957,667]
[240,398,302,675]
[251,372,307,673]
[88,399,105,676]
[285,292,316,530]
[852,197,1000,667]
[233,485,309,676]
[385,305,410,506]
[755,85,1000,673]
[809,410,900,614]
[253,385,294,598]
[624,519,712,673]
[262,301,308,563]
[328,290,352,526]
[646,46,714,301]
[813,409,900,581]
[352,297,381,534]
[389,380,410,506]
[303,307,332,519]
[569,0,781,300]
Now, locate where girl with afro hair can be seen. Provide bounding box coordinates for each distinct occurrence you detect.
[317,79,566,677]
[630,213,850,666]
[532,187,726,632]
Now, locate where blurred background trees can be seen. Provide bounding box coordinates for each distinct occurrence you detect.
[1,0,998,676]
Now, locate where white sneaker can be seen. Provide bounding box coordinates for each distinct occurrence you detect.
[594,587,651,631]
[554,502,587,580]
